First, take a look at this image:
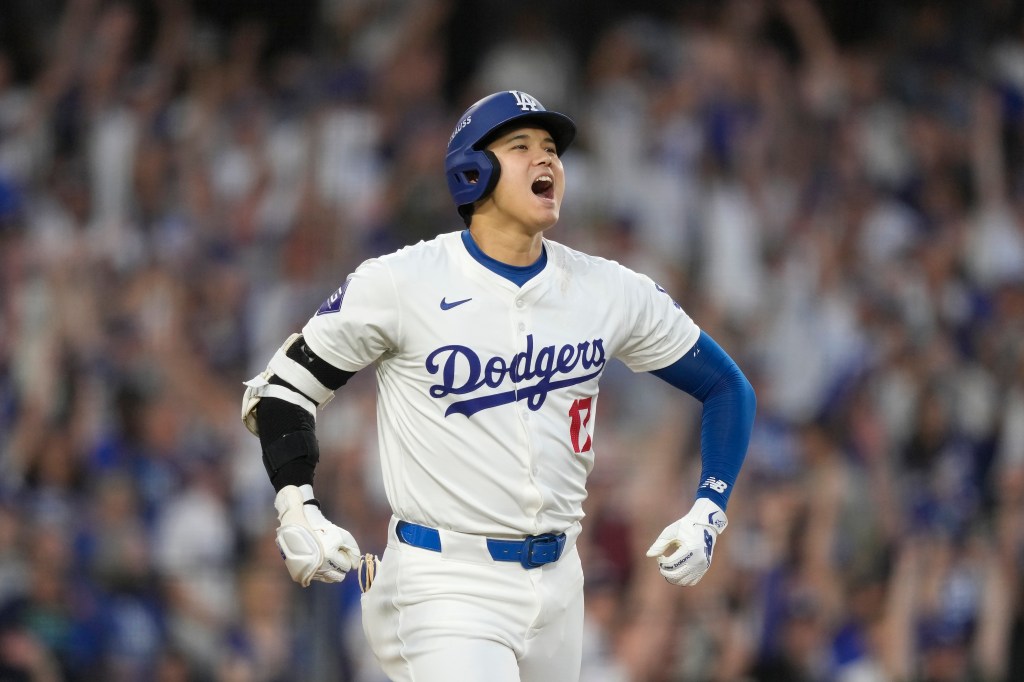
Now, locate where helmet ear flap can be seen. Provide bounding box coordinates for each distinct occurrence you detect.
[479,150,501,199]
[457,150,502,226]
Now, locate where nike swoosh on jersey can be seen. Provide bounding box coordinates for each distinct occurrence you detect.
[440,297,472,310]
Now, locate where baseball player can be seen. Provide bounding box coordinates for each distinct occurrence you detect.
[241,90,756,681]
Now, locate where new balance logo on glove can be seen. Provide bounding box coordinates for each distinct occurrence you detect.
[646,498,728,586]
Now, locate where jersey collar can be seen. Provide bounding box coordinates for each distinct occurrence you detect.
[460,229,547,288]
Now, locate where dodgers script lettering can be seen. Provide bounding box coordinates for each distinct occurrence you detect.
[426,334,606,417]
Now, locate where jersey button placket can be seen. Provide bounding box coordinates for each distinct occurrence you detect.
[511,296,541,516]
[515,298,528,337]
[512,298,533,426]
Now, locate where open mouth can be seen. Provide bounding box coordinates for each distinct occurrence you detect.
[531,175,555,200]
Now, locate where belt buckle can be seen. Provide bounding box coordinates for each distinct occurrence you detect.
[520,533,562,569]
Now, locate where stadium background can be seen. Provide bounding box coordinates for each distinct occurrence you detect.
[0,0,1023,680]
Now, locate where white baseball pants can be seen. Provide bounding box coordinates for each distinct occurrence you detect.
[360,517,584,681]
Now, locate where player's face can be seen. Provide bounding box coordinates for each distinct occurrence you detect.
[482,127,565,235]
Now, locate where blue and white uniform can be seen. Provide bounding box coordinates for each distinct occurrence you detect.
[302,230,700,681]
[243,89,755,682]
[304,230,699,538]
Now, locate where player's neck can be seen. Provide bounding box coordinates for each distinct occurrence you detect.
[467,222,545,267]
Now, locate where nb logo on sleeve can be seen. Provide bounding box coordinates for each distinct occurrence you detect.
[699,477,729,494]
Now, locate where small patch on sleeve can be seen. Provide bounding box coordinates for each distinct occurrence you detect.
[315,278,351,316]
[655,282,682,310]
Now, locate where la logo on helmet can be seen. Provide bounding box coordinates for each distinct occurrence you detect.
[509,90,541,111]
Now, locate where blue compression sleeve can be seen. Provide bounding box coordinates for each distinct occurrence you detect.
[649,331,756,510]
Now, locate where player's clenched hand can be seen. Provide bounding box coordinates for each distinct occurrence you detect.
[646,498,728,586]
[274,485,361,587]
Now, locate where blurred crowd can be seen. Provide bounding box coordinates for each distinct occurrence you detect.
[1,0,1023,680]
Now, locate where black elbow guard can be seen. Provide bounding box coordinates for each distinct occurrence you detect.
[256,397,321,491]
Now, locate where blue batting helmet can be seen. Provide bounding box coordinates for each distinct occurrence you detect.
[445,90,576,222]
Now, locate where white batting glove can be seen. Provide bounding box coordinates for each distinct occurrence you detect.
[274,485,361,587]
[646,498,728,586]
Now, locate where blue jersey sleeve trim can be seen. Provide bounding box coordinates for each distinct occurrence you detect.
[650,331,756,510]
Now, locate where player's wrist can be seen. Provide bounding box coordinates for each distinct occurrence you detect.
[694,487,729,516]
[296,483,324,508]
[275,484,325,520]
[688,497,728,534]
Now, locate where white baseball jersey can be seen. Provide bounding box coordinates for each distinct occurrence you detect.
[302,230,699,537]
